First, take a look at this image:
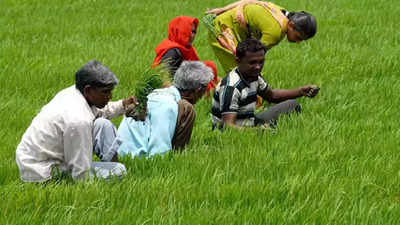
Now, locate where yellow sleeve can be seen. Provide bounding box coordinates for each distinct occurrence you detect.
[244,4,283,48]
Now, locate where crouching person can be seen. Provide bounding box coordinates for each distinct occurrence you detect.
[16,60,140,182]
[211,38,320,130]
[114,61,213,158]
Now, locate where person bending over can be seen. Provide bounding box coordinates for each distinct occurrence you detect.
[205,0,317,74]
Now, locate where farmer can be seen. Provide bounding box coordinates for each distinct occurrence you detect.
[115,61,213,158]
[204,0,317,73]
[152,16,218,94]
[211,38,319,129]
[16,60,141,182]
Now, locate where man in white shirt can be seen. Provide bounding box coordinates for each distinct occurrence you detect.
[16,60,140,182]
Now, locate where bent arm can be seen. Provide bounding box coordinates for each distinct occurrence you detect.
[97,96,140,120]
[206,0,259,15]
[206,0,268,15]
[96,100,125,119]
[206,1,241,15]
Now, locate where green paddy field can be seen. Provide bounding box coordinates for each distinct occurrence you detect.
[1,0,400,224]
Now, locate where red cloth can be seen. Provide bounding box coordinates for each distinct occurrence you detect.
[152,16,200,67]
[152,16,219,94]
[203,60,219,93]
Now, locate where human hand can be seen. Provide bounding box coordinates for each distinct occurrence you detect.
[300,85,320,98]
[122,96,139,112]
[123,96,147,121]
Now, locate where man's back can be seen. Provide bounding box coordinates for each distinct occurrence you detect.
[117,86,181,158]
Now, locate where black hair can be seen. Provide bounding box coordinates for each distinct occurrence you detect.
[287,11,317,39]
[236,38,267,59]
[75,60,118,93]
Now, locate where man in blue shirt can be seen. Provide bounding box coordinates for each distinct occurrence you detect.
[113,61,214,158]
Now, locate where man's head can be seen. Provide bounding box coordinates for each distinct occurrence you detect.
[75,60,118,108]
[286,11,317,43]
[173,61,213,104]
[235,38,267,82]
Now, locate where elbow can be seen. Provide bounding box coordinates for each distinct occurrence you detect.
[266,94,280,104]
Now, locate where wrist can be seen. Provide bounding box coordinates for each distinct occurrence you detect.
[122,98,133,107]
[298,87,305,97]
[122,98,131,107]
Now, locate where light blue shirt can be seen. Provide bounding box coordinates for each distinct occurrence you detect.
[115,86,181,158]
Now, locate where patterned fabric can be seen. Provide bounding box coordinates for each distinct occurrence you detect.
[206,2,288,73]
[217,24,237,56]
[211,68,268,126]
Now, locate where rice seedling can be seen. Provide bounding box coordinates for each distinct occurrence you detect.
[201,14,219,38]
[2,0,400,224]
[126,66,170,120]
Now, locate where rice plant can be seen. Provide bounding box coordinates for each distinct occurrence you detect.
[201,14,219,38]
[127,66,170,120]
[1,0,400,224]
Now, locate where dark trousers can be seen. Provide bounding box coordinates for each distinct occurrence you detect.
[255,100,301,127]
[172,99,196,151]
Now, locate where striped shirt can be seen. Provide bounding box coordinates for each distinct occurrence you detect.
[211,68,268,127]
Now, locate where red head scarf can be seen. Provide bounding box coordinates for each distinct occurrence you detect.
[203,60,219,93]
[152,16,200,67]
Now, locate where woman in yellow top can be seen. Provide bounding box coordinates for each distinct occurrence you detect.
[204,0,317,73]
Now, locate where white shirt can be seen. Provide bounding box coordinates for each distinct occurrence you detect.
[16,85,125,182]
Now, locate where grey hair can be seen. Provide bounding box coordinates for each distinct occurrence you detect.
[75,59,118,93]
[173,61,213,91]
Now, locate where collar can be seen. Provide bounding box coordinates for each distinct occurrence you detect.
[72,85,97,120]
[235,67,254,88]
[169,86,182,102]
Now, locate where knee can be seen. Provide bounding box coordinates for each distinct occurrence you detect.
[287,100,301,113]
[93,118,115,137]
[94,118,114,130]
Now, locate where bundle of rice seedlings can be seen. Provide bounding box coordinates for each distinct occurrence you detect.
[201,14,219,38]
[126,66,170,120]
